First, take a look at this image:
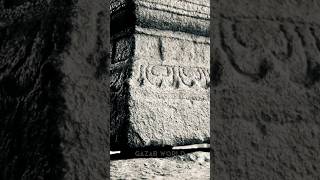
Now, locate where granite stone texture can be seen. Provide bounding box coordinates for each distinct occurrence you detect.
[0,0,110,179]
[211,0,320,179]
[111,0,210,150]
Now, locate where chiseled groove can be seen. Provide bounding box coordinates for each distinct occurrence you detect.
[279,24,294,59]
[139,0,209,8]
[137,3,209,21]
[136,0,209,17]
[172,143,210,150]
[310,27,320,53]
[218,13,320,28]
[135,27,210,44]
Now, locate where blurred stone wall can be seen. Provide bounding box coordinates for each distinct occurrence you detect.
[211,0,320,179]
[0,0,110,179]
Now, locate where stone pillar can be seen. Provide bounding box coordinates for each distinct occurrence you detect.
[111,0,210,150]
[0,0,110,179]
[212,0,320,179]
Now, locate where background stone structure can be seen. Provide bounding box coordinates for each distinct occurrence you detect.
[111,0,210,150]
[0,0,110,179]
[212,0,320,179]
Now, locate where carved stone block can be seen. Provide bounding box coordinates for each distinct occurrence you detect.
[111,0,210,149]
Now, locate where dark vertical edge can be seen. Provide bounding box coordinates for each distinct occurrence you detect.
[110,0,136,151]
[106,0,111,179]
[210,0,214,179]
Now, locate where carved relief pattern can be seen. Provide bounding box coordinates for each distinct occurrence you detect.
[217,16,320,86]
[137,64,209,89]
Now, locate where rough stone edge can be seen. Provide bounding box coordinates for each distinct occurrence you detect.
[110,31,135,151]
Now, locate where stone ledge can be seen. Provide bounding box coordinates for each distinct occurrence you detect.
[213,0,320,25]
[111,0,209,15]
[111,0,210,36]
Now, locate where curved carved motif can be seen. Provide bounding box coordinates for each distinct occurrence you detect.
[219,21,273,81]
[218,17,320,87]
[137,64,209,89]
[146,65,173,87]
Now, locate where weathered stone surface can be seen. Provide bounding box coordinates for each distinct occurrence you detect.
[0,0,110,179]
[111,151,210,179]
[111,0,210,36]
[111,0,210,149]
[211,1,320,179]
